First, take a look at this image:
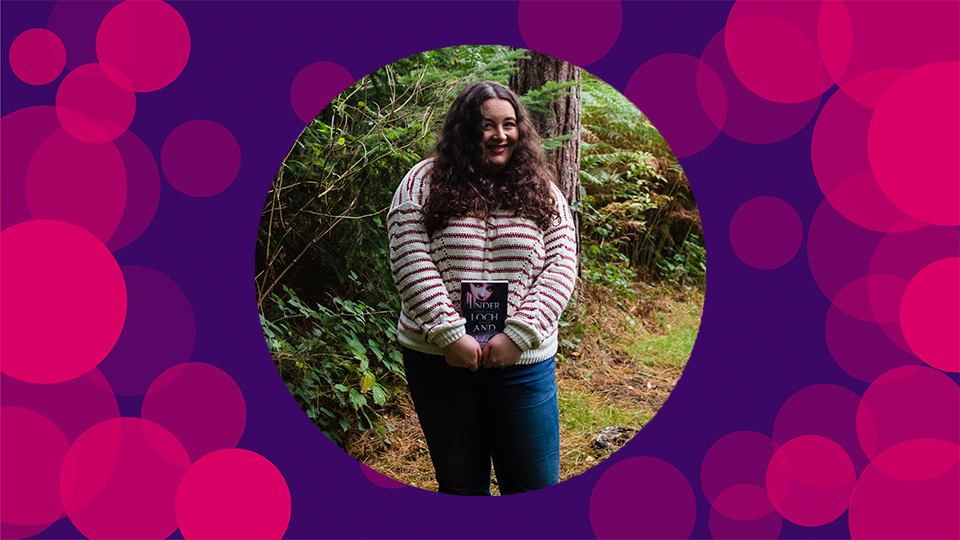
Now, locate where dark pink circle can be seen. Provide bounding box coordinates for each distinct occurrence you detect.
[816,0,852,85]
[856,366,960,460]
[589,457,696,539]
[765,435,855,527]
[61,417,190,539]
[625,54,724,158]
[162,120,241,197]
[825,303,921,384]
[105,130,162,251]
[869,62,960,226]
[9,28,66,85]
[729,196,802,270]
[26,127,127,243]
[0,220,126,384]
[711,483,776,521]
[55,63,136,144]
[849,445,959,539]
[1,106,62,230]
[96,0,191,92]
[807,199,885,303]
[359,462,405,489]
[47,1,117,71]
[701,431,779,505]
[900,258,960,372]
[0,522,57,540]
[175,448,291,539]
[709,495,782,540]
[518,1,622,67]
[142,363,245,463]
[0,407,69,525]
[290,61,355,124]
[839,68,908,110]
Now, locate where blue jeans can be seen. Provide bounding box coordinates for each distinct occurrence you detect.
[402,347,560,496]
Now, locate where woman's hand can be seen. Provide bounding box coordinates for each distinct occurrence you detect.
[481,333,522,369]
[442,334,482,371]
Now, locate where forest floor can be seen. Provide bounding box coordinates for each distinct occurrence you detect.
[345,281,704,494]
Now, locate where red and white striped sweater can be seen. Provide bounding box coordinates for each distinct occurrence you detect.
[387,158,577,364]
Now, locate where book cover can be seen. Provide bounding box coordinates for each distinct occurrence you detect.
[461,280,509,348]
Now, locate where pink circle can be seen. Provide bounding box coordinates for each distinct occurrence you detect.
[839,69,908,110]
[0,220,126,384]
[701,431,779,505]
[589,457,696,539]
[807,199,885,302]
[709,497,782,540]
[175,449,291,539]
[900,258,960,372]
[290,61,355,124]
[625,54,725,158]
[729,196,802,270]
[871,439,959,482]
[0,407,69,525]
[141,363,245,462]
[359,462,405,489]
[518,1,622,67]
[1,106,63,230]
[9,28,66,85]
[105,130,162,251]
[61,417,190,539]
[162,120,241,197]
[825,303,921,384]
[55,63,136,144]
[26,128,127,243]
[869,62,960,226]
[816,0,852,85]
[95,0,191,92]
[857,366,960,460]
[849,444,959,539]
[766,435,855,527]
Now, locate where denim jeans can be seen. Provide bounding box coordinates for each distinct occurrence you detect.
[402,347,560,496]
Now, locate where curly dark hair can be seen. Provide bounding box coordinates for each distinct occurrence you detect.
[422,81,559,235]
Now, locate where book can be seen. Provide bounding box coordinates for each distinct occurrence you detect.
[460,280,509,348]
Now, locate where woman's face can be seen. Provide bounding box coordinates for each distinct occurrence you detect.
[480,98,518,173]
[470,282,494,302]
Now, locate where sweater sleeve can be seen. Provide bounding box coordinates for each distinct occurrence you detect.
[387,161,466,348]
[503,184,577,351]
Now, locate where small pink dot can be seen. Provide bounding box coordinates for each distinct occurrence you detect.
[55,63,136,144]
[290,62,355,124]
[9,28,66,86]
[729,196,803,270]
[900,258,960,372]
[518,1,622,67]
[162,120,241,197]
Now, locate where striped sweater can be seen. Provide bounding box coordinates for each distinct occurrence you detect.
[387,158,578,364]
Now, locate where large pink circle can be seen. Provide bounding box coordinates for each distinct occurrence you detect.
[729,196,802,270]
[175,448,291,539]
[96,0,191,92]
[61,417,190,539]
[0,220,126,384]
[9,28,66,86]
[0,407,69,526]
[765,436,855,527]
[589,457,696,539]
[162,120,241,197]
[899,258,960,372]
[869,62,960,226]
[0,106,63,230]
[55,63,136,144]
[518,1,622,67]
[701,431,779,505]
[290,61,355,124]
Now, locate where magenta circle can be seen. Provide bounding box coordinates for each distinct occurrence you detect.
[729,196,802,270]
[0,220,126,384]
[807,199,884,303]
[869,62,960,226]
[825,303,921,384]
[839,69,908,109]
[816,0,852,84]
[871,439,959,482]
[701,431,779,505]
[900,258,960,372]
[711,483,775,521]
[141,363,245,463]
[46,1,116,71]
[61,417,190,539]
[765,435,855,527]
[625,54,724,158]
[26,127,127,243]
[518,1,622,67]
[9,28,66,86]
[830,275,907,324]
[96,0,191,92]
[290,61,355,124]
[55,63,136,144]
[1,106,63,230]
[97,266,196,396]
[359,462,405,489]
[105,130,162,251]
[708,498,782,540]
[175,448,291,539]
[162,120,241,197]
[0,407,69,526]
[589,457,696,539]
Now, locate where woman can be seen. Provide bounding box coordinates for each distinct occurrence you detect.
[386,81,577,495]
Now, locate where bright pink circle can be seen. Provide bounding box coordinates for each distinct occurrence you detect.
[61,417,190,539]
[105,130,162,251]
[766,435,855,527]
[55,63,136,144]
[872,439,959,482]
[26,128,127,243]
[869,62,960,226]
[857,366,960,460]
[162,120,241,197]
[359,462,405,489]
[95,0,190,92]
[729,196,802,270]
[589,457,696,539]
[0,407,69,525]
[175,448,291,539]
[142,363,245,462]
[1,106,63,230]
[518,1,621,67]
[9,28,66,86]
[900,258,960,372]
[290,61,355,124]
[0,220,126,384]
[701,431,779,505]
